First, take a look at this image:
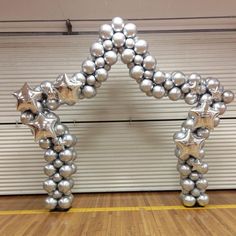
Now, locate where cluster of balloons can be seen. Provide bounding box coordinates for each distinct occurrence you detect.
[13,17,234,210]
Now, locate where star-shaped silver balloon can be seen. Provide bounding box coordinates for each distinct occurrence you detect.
[27,112,58,141]
[189,101,219,130]
[54,74,81,105]
[13,82,42,113]
[175,129,205,159]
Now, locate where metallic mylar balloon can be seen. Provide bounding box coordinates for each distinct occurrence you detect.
[197,194,209,206]
[182,195,196,207]
[90,42,104,57]
[20,111,34,124]
[172,72,186,86]
[181,179,195,192]
[53,159,64,169]
[143,55,156,70]
[43,179,57,193]
[134,39,148,55]
[39,138,51,149]
[104,51,118,65]
[58,196,72,209]
[44,164,56,177]
[222,90,234,104]
[95,68,108,82]
[52,190,63,199]
[121,49,135,64]
[191,188,201,197]
[44,149,57,163]
[63,134,77,148]
[59,165,73,178]
[82,85,96,98]
[168,87,182,101]
[45,196,57,210]
[152,85,165,99]
[196,178,208,190]
[54,123,67,137]
[125,38,135,49]
[112,32,125,48]
[58,180,71,194]
[99,24,113,40]
[59,149,73,162]
[153,71,165,85]
[178,164,191,176]
[52,173,63,182]
[140,79,153,93]
[129,65,144,80]
[124,23,137,38]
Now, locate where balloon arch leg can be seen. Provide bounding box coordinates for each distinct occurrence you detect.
[13,17,234,210]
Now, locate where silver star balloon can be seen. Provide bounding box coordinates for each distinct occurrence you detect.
[189,101,219,130]
[54,74,81,105]
[27,112,58,141]
[13,82,42,113]
[175,129,205,160]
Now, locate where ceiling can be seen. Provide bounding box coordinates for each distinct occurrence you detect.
[1,0,236,21]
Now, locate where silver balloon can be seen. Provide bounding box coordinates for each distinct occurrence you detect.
[134,39,148,55]
[52,137,65,152]
[112,32,125,48]
[39,138,51,149]
[188,73,201,84]
[125,38,135,49]
[184,93,198,105]
[86,75,96,86]
[46,99,60,110]
[52,190,63,199]
[44,164,56,177]
[164,79,174,90]
[206,78,220,90]
[197,194,209,206]
[213,102,226,115]
[95,57,105,68]
[153,71,165,85]
[181,179,195,192]
[200,93,212,105]
[152,85,165,99]
[104,51,118,65]
[82,85,96,98]
[121,49,135,64]
[82,60,96,75]
[95,68,108,82]
[63,134,77,148]
[168,87,182,101]
[143,55,156,70]
[90,42,104,57]
[59,149,73,162]
[59,165,73,178]
[43,179,57,193]
[191,188,201,197]
[58,180,71,194]
[53,159,64,168]
[197,128,210,139]
[134,55,143,65]
[144,70,153,79]
[58,196,72,209]
[181,83,190,94]
[140,79,153,93]
[52,173,63,182]
[71,72,86,86]
[186,157,196,166]
[189,172,200,181]
[44,149,57,163]
[124,23,137,38]
[45,196,57,210]
[112,17,124,32]
[182,194,196,207]
[172,72,186,86]
[192,160,208,174]
[181,118,196,131]
[196,178,208,190]
[71,163,77,174]
[99,24,113,40]
[103,40,113,51]
[179,164,191,176]
[222,90,234,104]
[130,65,144,80]
[20,111,34,124]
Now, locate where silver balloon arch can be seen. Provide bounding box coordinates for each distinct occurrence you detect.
[13,17,234,210]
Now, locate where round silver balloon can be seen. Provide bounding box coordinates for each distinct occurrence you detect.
[197,194,209,206]
[86,75,96,86]
[95,68,108,82]
[20,111,34,124]
[39,138,51,149]
[99,24,113,40]
[112,32,125,48]
[129,65,144,80]
[164,79,174,90]
[95,57,105,68]
[44,164,56,177]
[182,118,196,131]
[82,85,96,99]
[184,93,198,105]
[54,123,67,136]
[213,102,226,115]
[53,159,64,168]
[59,149,73,162]
[172,72,186,86]
[43,179,57,193]
[58,196,72,209]
[222,90,234,104]
[196,178,208,190]
[181,83,190,94]
[52,172,63,182]
[181,179,195,192]
[59,165,73,178]
[152,85,165,99]
[191,188,201,197]
[45,196,57,210]
[121,49,135,64]
[125,38,135,49]
[44,149,57,163]
[82,60,96,75]
[182,194,196,207]
[189,172,200,181]
[200,93,213,104]
[52,190,63,199]
[144,70,154,79]
[71,72,86,86]
[188,73,201,85]
[134,39,148,55]
[46,99,60,110]
[90,42,104,57]
[197,128,210,139]
[104,51,118,65]
[58,180,71,194]
[63,134,77,148]
[133,55,143,65]
[206,78,220,90]
[112,17,124,32]
[153,71,165,85]
[124,23,137,38]
[143,55,156,70]
[179,164,191,176]
[168,87,182,101]
[140,79,153,93]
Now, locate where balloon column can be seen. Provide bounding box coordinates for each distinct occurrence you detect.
[13,17,234,210]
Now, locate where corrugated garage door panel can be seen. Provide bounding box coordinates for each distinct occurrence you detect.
[0,119,236,195]
[0,32,235,123]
